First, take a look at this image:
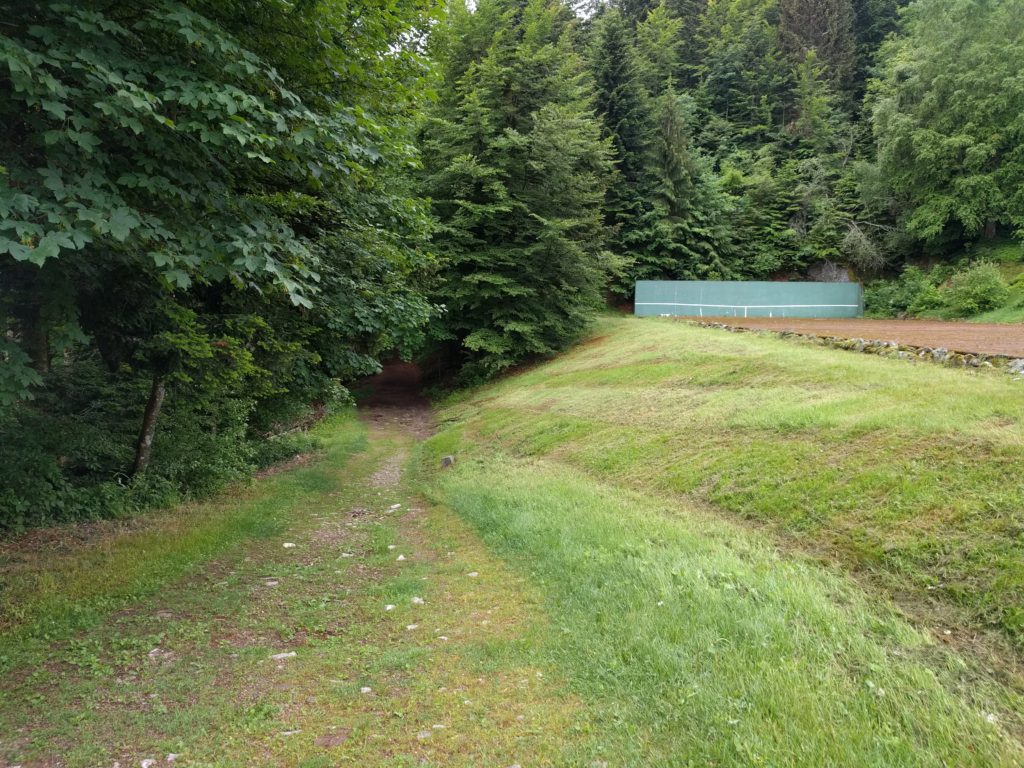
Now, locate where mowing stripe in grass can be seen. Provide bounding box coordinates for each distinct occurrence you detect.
[422,454,1021,766]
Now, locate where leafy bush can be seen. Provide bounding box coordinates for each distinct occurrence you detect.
[864,266,934,316]
[866,261,1011,318]
[0,358,324,532]
[940,262,1010,316]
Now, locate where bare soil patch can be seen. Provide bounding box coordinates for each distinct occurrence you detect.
[356,361,433,439]
[699,317,1024,357]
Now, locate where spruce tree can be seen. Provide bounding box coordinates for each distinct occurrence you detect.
[628,89,735,281]
[590,8,653,273]
[422,0,613,379]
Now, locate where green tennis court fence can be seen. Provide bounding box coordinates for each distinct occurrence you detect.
[634,280,863,319]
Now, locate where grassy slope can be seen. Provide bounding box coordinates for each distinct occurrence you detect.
[420,315,1024,765]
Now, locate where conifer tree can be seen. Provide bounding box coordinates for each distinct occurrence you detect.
[590,8,653,266]
[628,89,735,281]
[778,0,857,95]
[422,0,614,379]
[634,1,685,96]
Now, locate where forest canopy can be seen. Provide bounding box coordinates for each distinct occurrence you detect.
[2,0,1022,529]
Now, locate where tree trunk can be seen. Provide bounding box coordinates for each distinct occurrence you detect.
[24,308,50,374]
[984,219,997,239]
[131,375,166,477]
[12,271,49,373]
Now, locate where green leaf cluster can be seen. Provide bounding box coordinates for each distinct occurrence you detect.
[0,0,438,528]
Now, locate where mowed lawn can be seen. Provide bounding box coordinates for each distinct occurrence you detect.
[420,315,1024,765]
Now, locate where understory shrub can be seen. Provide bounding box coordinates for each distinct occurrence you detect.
[865,261,1011,318]
[0,358,327,533]
[940,262,1011,315]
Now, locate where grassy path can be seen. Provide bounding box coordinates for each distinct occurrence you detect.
[0,409,582,767]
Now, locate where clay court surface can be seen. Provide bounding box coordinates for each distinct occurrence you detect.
[698,317,1024,358]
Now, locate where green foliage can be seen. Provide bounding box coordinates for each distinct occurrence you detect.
[941,261,1010,316]
[865,260,1012,318]
[0,0,437,528]
[696,0,792,144]
[863,265,937,316]
[625,90,736,283]
[422,0,614,379]
[870,0,1024,241]
[591,7,653,262]
[778,0,857,95]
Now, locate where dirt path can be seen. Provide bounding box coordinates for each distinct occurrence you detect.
[698,316,1024,357]
[0,368,578,767]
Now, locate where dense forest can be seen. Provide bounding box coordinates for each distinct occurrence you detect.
[2,0,1022,529]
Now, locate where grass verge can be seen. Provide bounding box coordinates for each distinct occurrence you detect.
[0,412,365,672]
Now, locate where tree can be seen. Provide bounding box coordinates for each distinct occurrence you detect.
[634,1,685,95]
[869,0,1024,243]
[626,89,735,281]
[0,0,436,527]
[590,8,653,264]
[422,0,613,379]
[696,0,792,145]
[850,0,905,100]
[778,0,857,95]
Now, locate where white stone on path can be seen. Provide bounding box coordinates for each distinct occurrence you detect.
[411,596,424,605]
[360,686,372,694]
[396,555,406,561]
[270,651,296,660]
[282,543,296,549]
[406,624,418,631]
[467,572,479,578]
[385,604,396,611]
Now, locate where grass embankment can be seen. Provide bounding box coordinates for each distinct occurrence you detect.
[419,315,1024,764]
